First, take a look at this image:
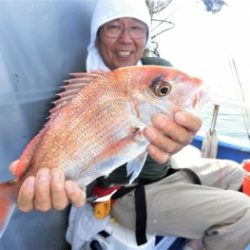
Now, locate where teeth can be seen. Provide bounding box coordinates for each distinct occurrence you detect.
[118,51,131,57]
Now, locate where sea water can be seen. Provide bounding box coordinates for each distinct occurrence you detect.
[198,105,250,148]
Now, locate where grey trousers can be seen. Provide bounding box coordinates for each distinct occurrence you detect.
[111,159,250,250]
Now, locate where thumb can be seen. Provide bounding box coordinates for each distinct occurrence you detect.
[9,159,19,176]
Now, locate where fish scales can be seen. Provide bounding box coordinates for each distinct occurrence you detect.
[0,65,205,237]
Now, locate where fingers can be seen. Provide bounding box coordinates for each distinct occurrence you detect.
[65,181,86,208]
[17,176,36,212]
[147,143,170,164]
[50,168,69,210]
[145,124,178,153]
[17,168,86,212]
[145,111,202,164]
[174,110,202,134]
[9,160,19,176]
[34,168,51,211]
[18,168,52,212]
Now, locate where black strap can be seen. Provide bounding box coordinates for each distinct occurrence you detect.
[110,168,200,246]
[111,186,136,199]
[111,168,180,246]
[111,182,148,246]
[135,181,147,246]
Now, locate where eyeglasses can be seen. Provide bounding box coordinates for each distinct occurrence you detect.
[102,22,147,39]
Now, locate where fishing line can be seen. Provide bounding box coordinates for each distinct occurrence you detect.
[229,57,250,140]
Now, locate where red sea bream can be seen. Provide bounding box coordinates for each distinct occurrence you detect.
[0,65,205,236]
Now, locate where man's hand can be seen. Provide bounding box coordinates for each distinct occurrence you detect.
[9,162,86,212]
[144,110,202,164]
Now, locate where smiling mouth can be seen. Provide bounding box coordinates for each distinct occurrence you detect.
[117,51,132,57]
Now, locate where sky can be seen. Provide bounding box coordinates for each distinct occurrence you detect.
[152,0,250,106]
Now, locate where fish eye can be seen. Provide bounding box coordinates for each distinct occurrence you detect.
[153,79,172,97]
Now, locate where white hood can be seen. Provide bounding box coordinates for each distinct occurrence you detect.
[86,0,151,71]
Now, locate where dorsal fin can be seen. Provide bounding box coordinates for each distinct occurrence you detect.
[48,71,104,120]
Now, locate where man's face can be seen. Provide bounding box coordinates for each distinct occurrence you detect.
[96,17,148,70]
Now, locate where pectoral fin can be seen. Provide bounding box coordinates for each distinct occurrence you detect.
[126,152,148,184]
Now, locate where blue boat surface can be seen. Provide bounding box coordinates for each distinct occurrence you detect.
[192,134,250,164]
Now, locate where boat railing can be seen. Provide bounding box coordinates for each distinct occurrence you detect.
[194,98,250,162]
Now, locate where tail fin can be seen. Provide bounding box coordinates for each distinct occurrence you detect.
[0,181,17,238]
